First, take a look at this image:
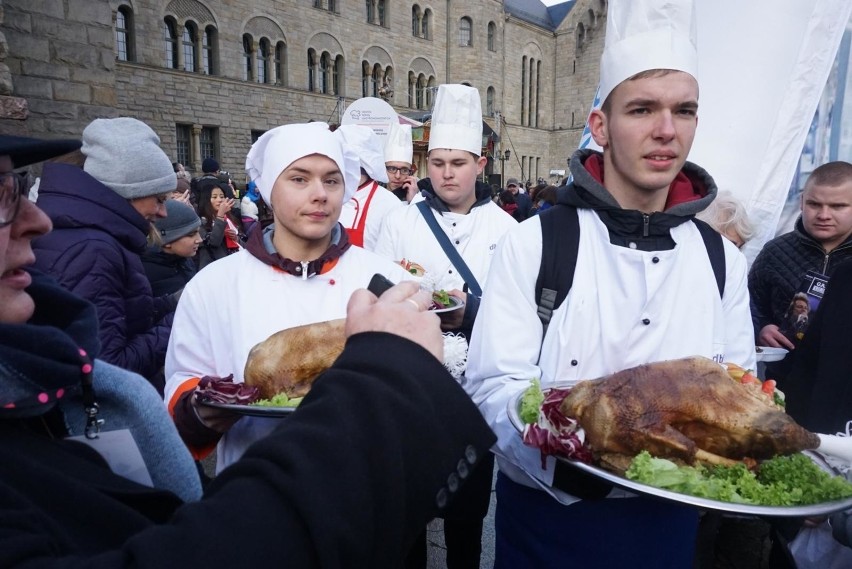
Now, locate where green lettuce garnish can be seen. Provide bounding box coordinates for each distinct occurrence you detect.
[251,393,304,408]
[626,450,852,506]
[519,379,544,424]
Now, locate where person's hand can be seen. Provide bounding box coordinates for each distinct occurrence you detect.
[346,280,443,362]
[217,198,235,217]
[438,289,466,331]
[758,324,795,349]
[176,189,191,205]
[190,392,241,433]
[402,176,420,203]
[224,227,238,241]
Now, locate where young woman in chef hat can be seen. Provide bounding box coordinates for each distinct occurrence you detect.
[163,123,412,472]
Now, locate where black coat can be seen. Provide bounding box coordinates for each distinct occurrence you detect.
[781,261,852,435]
[142,248,197,297]
[0,333,495,568]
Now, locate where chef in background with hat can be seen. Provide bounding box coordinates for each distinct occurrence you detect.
[334,125,403,251]
[384,121,420,203]
[375,84,516,569]
[464,0,756,565]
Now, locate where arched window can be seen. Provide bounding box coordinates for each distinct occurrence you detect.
[320,52,331,94]
[371,63,382,97]
[163,18,178,69]
[328,0,336,11]
[366,0,374,24]
[115,6,134,61]
[182,23,197,72]
[416,74,426,109]
[242,34,254,81]
[521,56,527,126]
[412,6,421,37]
[487,22,496,52]
[333,55,344,95]
[362,61,371,97]
[459,17,472,47]
[308,49,317,91]
[423,9,432,40]
[576,22,586,51]
[486,86,495,116]
[275,42,287,85]
[258,39,270,83]
[202,26,216,75]
[408,71,415,108]
[427,76,437,107]
[377,0,386,26]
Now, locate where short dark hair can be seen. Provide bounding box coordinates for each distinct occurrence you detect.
[806,161,852,189]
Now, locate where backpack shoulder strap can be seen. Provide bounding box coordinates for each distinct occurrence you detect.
[535,205,580,336]
[692,217,726,298]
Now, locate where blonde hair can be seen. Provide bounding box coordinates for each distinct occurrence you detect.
[697,191,755,242]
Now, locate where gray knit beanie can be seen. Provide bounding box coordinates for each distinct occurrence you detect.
[155,200,201,244]
[82,117,177,199]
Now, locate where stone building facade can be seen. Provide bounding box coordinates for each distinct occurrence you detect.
[0,0,606,185]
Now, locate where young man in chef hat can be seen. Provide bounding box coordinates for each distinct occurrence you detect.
[163,122,411,472]
[334,124,403,251]
[376,83,516,569]
[464,0,756,566]
[384,121,419,203]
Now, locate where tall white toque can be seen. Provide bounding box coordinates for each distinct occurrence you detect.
[598,0,699,106]
[428,84,483,157]
[384,121,414,164]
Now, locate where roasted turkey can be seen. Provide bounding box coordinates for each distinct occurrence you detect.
[560,357,820,466]
[243,319,346,399]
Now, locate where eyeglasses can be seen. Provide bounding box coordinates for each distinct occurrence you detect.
[386,166,413,176]
[0,171,29,228]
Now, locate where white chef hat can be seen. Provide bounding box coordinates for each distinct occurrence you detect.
[599,0,699,107]
[384,121,413,164]
[333,124,389,184]
[245,122,361,207]
[428,84,483,156]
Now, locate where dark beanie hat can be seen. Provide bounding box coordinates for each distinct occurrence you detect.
[155,200,201,244]
[202,157,219,173]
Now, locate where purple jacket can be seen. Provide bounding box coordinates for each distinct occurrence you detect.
[32,163,174,383]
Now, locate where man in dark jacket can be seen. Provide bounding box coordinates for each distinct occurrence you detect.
[748,161,852,379]
[505,177,532,221]
[32,118,177,388]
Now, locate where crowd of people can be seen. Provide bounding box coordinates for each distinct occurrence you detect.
[2,0,852,566]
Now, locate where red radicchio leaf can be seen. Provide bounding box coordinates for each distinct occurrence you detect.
[197,374,260,405]
[522,386,595,468]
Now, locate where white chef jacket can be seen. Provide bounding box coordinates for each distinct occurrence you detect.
[464,208,756,505]
[164,243,410,472]
[338,180,402,251]
[374,199,516,293]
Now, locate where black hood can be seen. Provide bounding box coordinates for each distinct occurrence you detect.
[558,149,718,240]
[419,179,493,214]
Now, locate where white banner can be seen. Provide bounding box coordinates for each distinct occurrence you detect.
[580,1,852,263]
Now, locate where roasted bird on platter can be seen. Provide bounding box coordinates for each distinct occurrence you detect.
[522,357,821,471]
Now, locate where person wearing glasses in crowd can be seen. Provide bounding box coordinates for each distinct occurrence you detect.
[0,133,497,568]
[31,117,179,392]
[334,125,403,250]
[385,121,421,203]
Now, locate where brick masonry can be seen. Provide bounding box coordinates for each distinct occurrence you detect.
[0,0,605,182]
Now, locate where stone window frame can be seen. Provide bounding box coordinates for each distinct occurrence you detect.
[486,86,495,117]
[274,42,288,87]
[487,21,496,52]
[520,52,541,127]
[459,17,473,47]
[308,48,318,91]
[115,5,135,62]
[411,5,421,37]
[257,38,271,84]
[201,26,217,75]
[407,72,435,110]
